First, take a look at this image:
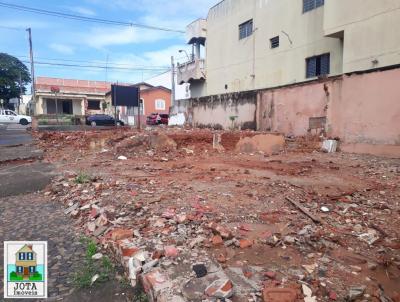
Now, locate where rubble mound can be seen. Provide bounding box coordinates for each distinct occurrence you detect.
[235,134,285,155]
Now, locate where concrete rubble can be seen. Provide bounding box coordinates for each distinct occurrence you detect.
[35,128,400,302]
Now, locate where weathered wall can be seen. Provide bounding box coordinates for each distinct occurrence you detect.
[257,80,330,136]
[328,68,400,145]
[191,91,257,130]
[256,67,400,156]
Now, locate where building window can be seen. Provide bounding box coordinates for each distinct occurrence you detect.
[29,266,36,273]
[87,100,101,110]
[306,53,330,78]
[239,19,253,40]
[303,0,324,13]
[27,253,33,260]
[270,36,279,48]
[19,253,25,260]
[17,266,23,273]
[155,99,166,111]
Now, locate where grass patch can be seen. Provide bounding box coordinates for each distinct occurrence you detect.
[73,238,115,288]
[74,172,92,184]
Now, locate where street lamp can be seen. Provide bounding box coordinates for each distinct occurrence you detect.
[179,49,191,62]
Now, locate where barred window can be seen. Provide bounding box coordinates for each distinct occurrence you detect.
[239,19,253,40]
[306,53,330,78]
[303,0,324,13]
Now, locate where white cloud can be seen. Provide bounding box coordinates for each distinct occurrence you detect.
[49,43,75,55]
[81,26,178,49]
[67,6,97,16]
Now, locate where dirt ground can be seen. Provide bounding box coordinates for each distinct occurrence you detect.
[33,128,400,302]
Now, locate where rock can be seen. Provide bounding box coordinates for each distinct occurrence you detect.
[110,228,134,241]
[263,287,298,302]
[64,203,79,215]
[302,284,317,302]
[348,287,366,301]
[141,268,171,296]
[264,271,276,279]
[321,206,330,213]
[189,236,206,248]
[239,239,253,249]
[93,226,107,237]
[212,235,224,246]
[302,263,318,274]
[118,156,128,160]
[164,246,179,258]
[329,291,338,300]
[205,279,233,299]
[284,236,296,244]
[142,259,159,273]
[90,274,99,285]
[193,264,208,278]
[353,224,363,233]
[358,229,380,245]
[217,253,227,263]
[92,253,103,260]
[95,213,108,227]
[87,221,96,232]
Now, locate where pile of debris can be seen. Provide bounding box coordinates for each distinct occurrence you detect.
[39,128,400,302]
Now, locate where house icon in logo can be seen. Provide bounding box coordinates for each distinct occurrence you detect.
[15,244,37,280]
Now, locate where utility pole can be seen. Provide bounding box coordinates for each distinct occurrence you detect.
[19,71,23,114]
[171,56,175,107]
[26,28,36,114]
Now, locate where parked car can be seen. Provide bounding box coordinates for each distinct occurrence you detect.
[86,114,124,127]
[0,109,31,125]
[146,113,169,125]
[159,114,169,125]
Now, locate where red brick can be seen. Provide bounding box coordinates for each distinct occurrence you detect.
[110,228,133,241]
[164,246,179,258]
[212,235,224,246]
[262,287,298,302]
[239,239,254,249]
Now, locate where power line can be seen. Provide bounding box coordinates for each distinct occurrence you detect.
[0,1,185,33]
[20,60,170,72]
[16,55,170,69]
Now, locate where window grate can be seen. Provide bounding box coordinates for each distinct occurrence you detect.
[306,53,330,78]
[239,19,253,40]
[270,36,279,48]
[303,0,324,13]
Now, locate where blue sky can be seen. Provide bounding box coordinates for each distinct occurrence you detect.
[0,0,218,83]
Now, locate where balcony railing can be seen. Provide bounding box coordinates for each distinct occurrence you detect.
[177,59,206,84]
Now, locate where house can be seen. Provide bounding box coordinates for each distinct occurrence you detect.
[178,0,400,97]
[34,77,110,117]
[15,244,37,280]
[105,82,171,126]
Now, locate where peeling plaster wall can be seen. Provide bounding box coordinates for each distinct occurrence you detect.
[256,67,400,155]
[257,81,330,136]
[328,68,400,145]
[191,91,257,130]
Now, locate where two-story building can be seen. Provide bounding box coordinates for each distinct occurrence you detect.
[178,0,400,97]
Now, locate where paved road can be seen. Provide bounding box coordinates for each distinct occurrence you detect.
[0,129,135,301]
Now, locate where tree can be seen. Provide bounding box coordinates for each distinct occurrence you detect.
[0,53,31,106]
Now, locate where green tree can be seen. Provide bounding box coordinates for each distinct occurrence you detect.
[0,53,31,106]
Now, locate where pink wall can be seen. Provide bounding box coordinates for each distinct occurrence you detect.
[328,69,400,145]
[257,81,330,136]
[257,68,400,157]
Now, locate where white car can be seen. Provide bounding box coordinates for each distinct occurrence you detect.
[0,109,32,125]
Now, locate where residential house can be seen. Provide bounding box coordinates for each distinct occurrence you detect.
[34,77,110,116]
[105,82,171,125]
[15,244,37,280]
